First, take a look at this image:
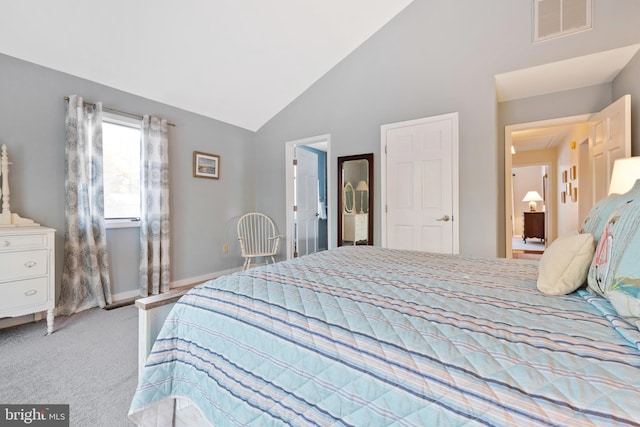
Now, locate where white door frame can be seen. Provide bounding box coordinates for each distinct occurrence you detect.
[504,114,589,257]
[285,134,332,260]
[380,113,460,252]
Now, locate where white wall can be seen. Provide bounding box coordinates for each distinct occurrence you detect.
[556,125,589,237]
[255,0,640,257]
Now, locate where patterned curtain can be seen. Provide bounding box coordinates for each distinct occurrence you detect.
[139,115,170,296]
[58,95,112,315]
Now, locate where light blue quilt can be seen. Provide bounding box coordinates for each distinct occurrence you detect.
[129,246,640,426]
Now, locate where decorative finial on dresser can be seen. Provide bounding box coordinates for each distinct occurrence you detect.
[0,144,11,224]
[0,144,39,227]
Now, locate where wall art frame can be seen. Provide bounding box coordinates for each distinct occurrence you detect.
[193,151,220,179]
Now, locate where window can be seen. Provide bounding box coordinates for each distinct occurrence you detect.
[102,113,141,228]
[533,0,592,42]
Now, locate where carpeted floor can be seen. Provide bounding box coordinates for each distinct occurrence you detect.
[0,305,138,427]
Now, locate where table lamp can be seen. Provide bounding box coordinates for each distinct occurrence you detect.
[522,190,543,212]
[608,157,640,195]
[356,180,369,214]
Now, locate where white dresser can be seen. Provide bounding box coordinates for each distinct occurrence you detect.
[0,226,55,334]
[343,213,368,245]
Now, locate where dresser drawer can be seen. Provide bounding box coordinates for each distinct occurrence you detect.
[0,277,49,311]
[355,214,368,227]
[0,249,48,282]
[0,227,56,333]
[0,233,49,251]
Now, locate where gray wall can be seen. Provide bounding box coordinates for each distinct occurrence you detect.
[254,0,640,257]
[0,53,256,300]
[614,49,640,153]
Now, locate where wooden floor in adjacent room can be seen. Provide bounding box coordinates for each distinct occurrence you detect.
[512,237,545,260]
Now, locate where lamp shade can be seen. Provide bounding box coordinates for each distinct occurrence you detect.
[522,190,543,212]
[608,157,640,195]
[522,191,543,202]
[355,180,369,192]
[356,180,369,214]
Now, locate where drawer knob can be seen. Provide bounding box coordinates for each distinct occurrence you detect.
[24,261,37,268]
[0,240,9,247]
[24,289,38,296]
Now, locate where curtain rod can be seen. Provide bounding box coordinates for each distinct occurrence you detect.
[63,96,176,127]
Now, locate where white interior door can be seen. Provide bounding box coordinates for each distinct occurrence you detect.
[381,113,459,254]
[295,147,319,257]
[589,94,631,204]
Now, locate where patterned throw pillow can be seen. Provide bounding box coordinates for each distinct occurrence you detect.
[587,203,640,318]
[580,193,622,245]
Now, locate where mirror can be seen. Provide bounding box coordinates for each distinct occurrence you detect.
[337,153,373,246]
[343,182,355,213]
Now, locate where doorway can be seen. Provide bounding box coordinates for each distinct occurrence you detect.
[511,164,549,260]
[285,134,332,260]
[505,114,589,258]
[504,95,631,258]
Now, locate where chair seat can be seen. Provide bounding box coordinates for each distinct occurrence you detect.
[243,252,276,258]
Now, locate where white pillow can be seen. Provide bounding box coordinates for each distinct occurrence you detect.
[537,233,596,295]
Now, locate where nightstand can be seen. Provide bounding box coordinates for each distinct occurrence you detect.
[343,213,368,245]
[522,212,544,243]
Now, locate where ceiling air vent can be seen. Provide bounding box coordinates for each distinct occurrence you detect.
[533,0,592,42]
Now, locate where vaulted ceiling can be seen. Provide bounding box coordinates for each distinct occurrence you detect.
[0,1,414,131]
[1,2,638,136]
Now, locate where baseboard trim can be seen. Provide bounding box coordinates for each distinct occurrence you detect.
[0,313,41,330]
[107,267,242,308]
[169,267,242,289]
[105,297,138,310]
[111,289,140,303]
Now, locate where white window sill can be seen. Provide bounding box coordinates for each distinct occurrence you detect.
[106,219,141,229]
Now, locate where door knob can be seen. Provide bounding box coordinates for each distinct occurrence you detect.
[436,215,451,222]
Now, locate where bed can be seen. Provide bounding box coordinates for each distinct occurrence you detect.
[129,243,640,426]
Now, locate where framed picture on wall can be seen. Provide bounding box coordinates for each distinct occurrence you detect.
[193,151,220,179]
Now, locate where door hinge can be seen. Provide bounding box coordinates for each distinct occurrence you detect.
[293,205,298,212]
[293,159,298,166]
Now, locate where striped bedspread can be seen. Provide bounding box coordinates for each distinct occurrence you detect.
[129,246,640,426]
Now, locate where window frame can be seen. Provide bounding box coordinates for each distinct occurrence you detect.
[102,112,142,229]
